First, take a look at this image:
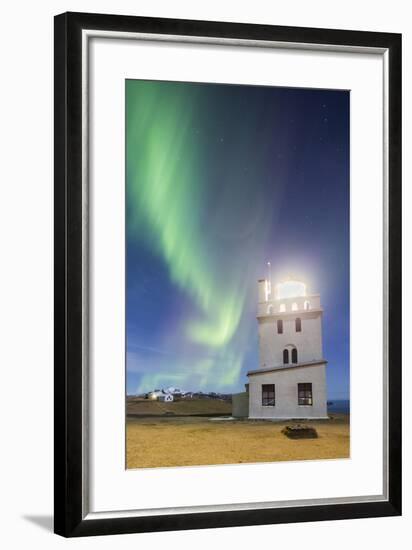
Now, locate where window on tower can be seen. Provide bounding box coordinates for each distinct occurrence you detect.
[295,317,302,332]
[304,300,310,310]
[298,383,313,405]
[291,347,298,363]
[283,348,289,364]
[292,302,298,311]
[277,319,283,334]
[279,303,286,312]
[262,384,275,406]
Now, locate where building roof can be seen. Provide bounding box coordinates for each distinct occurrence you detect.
[247,359,327,377]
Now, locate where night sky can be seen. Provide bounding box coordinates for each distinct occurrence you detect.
[126,80,349,400]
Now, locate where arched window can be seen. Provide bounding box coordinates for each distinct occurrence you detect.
[304,300,310,310]
[292,302,298,311]
[283,348,289,364]
[291,347,298,363]
[277,319,283,334]
[295,317,302,332]
[279,303,286,312]
[267,305,274,315]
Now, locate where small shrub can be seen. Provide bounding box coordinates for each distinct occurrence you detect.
[282,424,318,439]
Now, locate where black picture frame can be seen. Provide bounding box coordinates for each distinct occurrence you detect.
[54,11,402,537]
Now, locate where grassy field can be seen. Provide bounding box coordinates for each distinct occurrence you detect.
[126,408,350,469]
[127,396,232,416]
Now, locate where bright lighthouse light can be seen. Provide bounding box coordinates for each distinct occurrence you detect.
[275,280,306,300]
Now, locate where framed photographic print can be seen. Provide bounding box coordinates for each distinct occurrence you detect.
[54,12,402,537]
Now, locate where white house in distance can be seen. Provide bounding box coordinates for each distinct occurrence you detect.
[158,393,174,402]
[246,275,328,419]
[147,390,174,401]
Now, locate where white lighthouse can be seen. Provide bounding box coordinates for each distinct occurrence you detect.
[247,274,328,419]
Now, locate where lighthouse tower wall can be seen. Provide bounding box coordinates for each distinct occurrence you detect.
[258,309,323,368]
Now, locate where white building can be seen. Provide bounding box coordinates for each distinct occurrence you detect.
[247,277,328,419]
[148,390,175,401]
[158,393,174,402]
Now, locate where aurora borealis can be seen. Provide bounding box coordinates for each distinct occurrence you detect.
[126,80,350,399]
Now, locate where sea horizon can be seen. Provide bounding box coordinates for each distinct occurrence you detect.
[327,399,350,414]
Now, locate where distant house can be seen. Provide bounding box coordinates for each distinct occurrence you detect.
[146,386,188,400]
[158,393,174,402]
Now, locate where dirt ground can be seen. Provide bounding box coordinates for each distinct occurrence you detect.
[126,414,350,469]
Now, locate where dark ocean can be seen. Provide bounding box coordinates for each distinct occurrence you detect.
[327,399,350,414]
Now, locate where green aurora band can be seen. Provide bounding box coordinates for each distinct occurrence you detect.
[126,80,275,392]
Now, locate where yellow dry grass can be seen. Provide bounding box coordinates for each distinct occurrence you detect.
[126,415,349,469]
